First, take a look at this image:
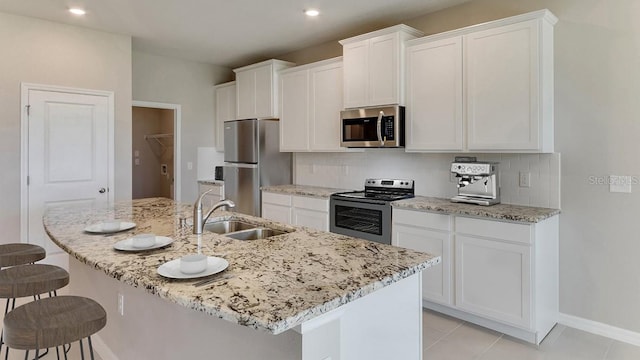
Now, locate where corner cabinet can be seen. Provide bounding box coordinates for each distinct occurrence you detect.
[392,207,559,345]
[340,25,423,108]
[234,59,295,119]
[405,9,557,153]
[214,81,236,152]
[261,191,329,231]
[279,57,346,152]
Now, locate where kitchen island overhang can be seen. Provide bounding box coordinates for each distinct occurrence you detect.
[44,198,440,359]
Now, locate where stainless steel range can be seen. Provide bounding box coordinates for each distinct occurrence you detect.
[330,179,415,245]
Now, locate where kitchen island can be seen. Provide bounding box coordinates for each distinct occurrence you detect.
[44,198,440,360]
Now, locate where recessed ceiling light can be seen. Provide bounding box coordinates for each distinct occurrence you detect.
[305,9,320,17]
[69,8,86,16]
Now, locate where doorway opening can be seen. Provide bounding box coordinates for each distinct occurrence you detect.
[132,101,181,201]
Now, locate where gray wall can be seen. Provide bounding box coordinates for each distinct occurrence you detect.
[0,12,132,244]
[132,51,232,203]
[286,0,640,334]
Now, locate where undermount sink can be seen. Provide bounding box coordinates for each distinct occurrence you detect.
[203,220,256,234]
[203,219,290,240]
[224,228,287,241]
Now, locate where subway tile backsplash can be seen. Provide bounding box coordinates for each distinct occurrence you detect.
[294,152,561,209]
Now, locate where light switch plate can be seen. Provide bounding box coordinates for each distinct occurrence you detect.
[609,175,632,193]
[519,172,531,187]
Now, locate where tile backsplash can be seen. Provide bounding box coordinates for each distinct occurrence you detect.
[294,151,560,209]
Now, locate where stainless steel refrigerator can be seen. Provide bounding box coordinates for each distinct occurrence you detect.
[223,119,291,216]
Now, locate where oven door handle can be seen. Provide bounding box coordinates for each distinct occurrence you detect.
[376,111,384,146]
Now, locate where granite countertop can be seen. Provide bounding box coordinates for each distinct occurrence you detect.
[43,198,439,335]
[392,196,560,223]
[261,184,352,198]
[198,179,223,186]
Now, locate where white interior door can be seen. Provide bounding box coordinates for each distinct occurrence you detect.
[27,89,112,255]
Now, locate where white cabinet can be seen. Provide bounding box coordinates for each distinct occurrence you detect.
[340,25,422,108]
[405,10,556,153]
[292,196,329,231]
[261,191,329,231]
[261,192,292,224]
[392,209,453,305]
[234,59,294,119]
[214,81,236,152]
[406,37,463,151]
[198,183,224,209]
[392,206,559,344]
[280,58,345,152]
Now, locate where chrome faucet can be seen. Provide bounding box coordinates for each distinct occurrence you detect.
[193,190,235,234]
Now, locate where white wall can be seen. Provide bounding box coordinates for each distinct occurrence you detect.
[289,0,640,336]
[0,12,132,245]
[132,51,232,202]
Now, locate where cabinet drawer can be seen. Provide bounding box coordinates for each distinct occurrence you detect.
[292,196,328,212]
[393,208,450,231]
[455,217,531,244]
[262,192,291,206]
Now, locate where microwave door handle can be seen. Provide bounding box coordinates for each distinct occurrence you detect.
[377,111,384,146]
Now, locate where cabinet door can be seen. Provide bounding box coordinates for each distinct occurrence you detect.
[215,83,236,152]
[236,69,255,119]
[254,64,274,118]
[309,61,344,151]
[455,234,531,328]
[406,37,463,151]
[294,208,328,231]
[280,70,310,151]
[262,203,292,224]
[369,33,399,106]
[393,224,452,305]
[466,20,540,151]
[342,41,369,108]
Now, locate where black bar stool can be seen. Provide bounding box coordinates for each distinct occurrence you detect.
[3,295,107,360]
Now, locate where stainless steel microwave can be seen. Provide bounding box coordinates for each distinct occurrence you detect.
[340,106,405,148]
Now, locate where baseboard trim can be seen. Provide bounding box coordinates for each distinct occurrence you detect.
[558,312,640,347]
[92,334,119,360]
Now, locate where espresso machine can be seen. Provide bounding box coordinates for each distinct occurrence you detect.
[450,159,500,206]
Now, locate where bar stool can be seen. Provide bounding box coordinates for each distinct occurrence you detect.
[3,296,107,360]
[0,264,69,357]
[0,244,45,269]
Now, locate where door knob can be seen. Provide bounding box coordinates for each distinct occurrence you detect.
[99,188,106,194]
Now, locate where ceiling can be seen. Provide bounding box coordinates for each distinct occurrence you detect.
[0,0,470,68]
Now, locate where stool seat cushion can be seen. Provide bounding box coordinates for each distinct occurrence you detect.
[3,296,107,350]
[0,264,69,299]
[0,244,45,268]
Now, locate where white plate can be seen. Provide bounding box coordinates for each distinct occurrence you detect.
[85,221,136,234]
[157,257,229,279]
[113,236,174,251]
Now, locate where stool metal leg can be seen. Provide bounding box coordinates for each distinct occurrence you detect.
[88,336,95,360]
[79,338,85,360]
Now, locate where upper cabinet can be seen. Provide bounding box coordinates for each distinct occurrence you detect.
[234,59,295,119]
[214,81,236,152]
[340,25,423,109]
[406,10,557,153]
[279,57,346,152]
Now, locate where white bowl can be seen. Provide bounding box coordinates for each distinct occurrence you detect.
[131,234,155,248]
[102,221,121,232]
[180,254,208,274]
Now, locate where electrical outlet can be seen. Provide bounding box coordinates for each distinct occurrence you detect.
[187,162,193,170]
[519,172,531,188]
[118,293,124,316]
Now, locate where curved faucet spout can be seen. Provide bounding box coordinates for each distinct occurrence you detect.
[193,190,236,234]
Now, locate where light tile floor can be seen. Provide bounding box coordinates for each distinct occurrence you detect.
[423,309,640,360]
[2,300,640,359]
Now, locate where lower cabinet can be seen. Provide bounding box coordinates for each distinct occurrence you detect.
[262,191,329,231]
[392,207,558,345]
[198,183,224,209]
[392,209,452,306]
